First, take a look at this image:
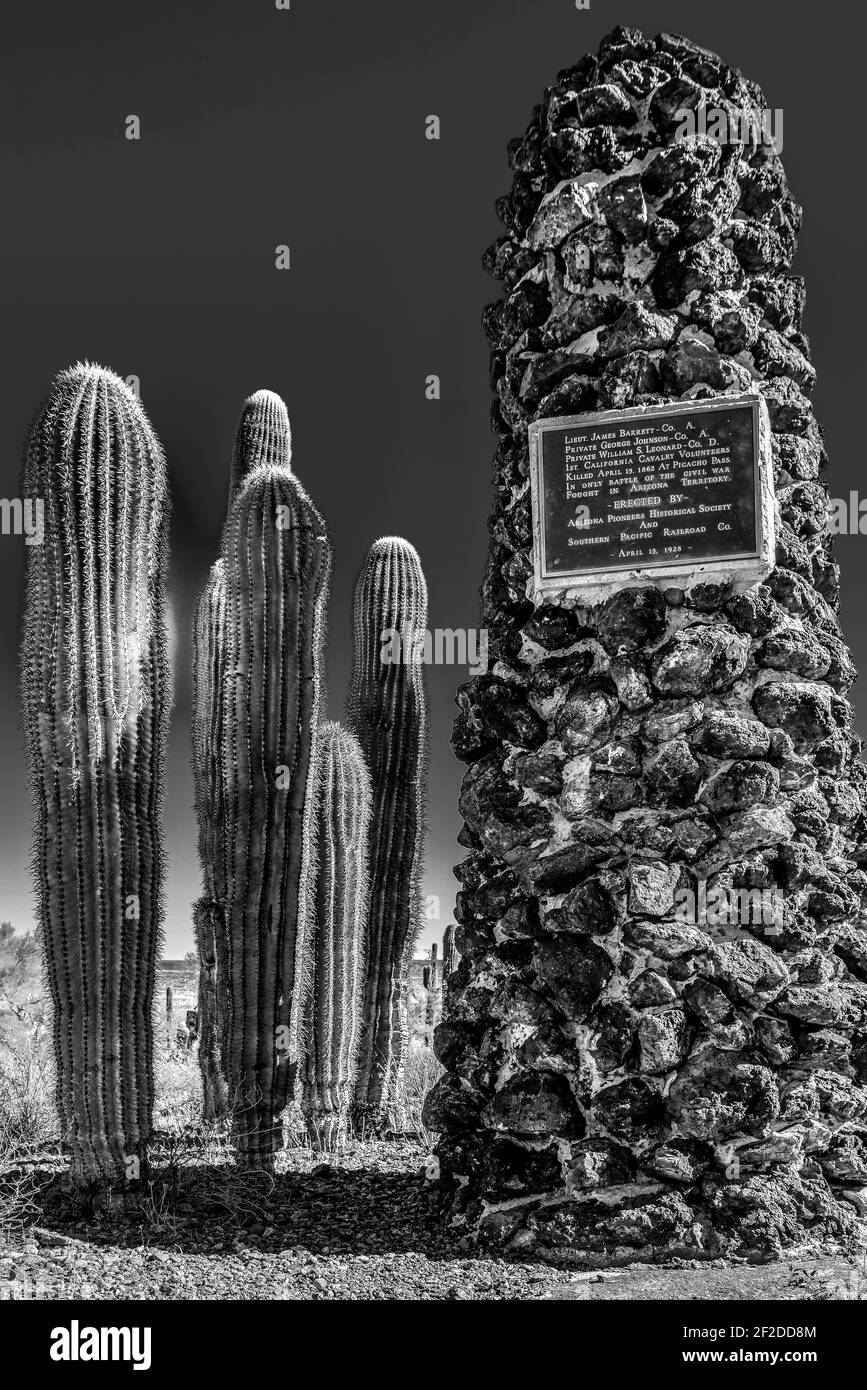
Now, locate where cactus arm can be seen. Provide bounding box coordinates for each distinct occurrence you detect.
[228,389,291,513]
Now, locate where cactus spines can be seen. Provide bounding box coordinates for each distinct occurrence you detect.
[300,722,371,1151]
[228,389,291,510]
[221,461,331,1168]
[348,536,429,1120]
[20,362,170,1192]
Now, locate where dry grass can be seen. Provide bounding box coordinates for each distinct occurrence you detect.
[401,1040,443,1148]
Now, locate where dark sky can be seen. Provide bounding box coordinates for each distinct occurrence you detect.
[0,1,863,956]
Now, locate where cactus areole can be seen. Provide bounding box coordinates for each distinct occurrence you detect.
[428,28,867,1261]
[21,363,170,1193]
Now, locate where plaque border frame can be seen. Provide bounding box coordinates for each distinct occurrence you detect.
[528,392,776,606]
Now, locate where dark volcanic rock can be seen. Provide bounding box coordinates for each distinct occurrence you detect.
[596,586,668,652]
[532,934,615,1018]
[651,626,749,695]
[753,681,843,749]
[486,1073,584,1137]
[594,1076,667,1142]
[667,1049,780,1142]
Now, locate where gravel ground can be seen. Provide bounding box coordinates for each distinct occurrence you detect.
[0,1140,862,1301]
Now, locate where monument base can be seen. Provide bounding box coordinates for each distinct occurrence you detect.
[437,1133,865,1264]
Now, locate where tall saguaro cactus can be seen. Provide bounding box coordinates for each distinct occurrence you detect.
[221,461,331,1167]
[300,722,371,1150]
[193,387,292,1123]
[20,362,170,1192]
[348,537,429,1120]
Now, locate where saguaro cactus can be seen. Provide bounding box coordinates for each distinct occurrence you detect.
[442,925,457,981]
[192,898,227,1120]
[221,461,331,1167]
[192,387,291,1121]
[20,362,170,1192]
[300,722,371,1150]
[191,560,229,1118]
[348,537,429,1120]
[425,943,439,1047]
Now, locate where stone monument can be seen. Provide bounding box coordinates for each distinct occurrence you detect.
[426,26,867,1262]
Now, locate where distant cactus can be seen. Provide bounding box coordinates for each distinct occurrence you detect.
[228,389,291,510]
[220,460,331,1168]
[425,943,438,1046]
[442,925,456,981]
[20,363,170,1192]
[191,560,229,1118]
[348,537,429,1120]
[193,898,227,1120]
[300,722,371,1151]
[192,561,227,888]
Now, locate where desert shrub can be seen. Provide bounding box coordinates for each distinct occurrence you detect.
[402,1040,443,1147]
[0,1038,57,1233]
[0,924,49,1051]
[0,1036,57,1157]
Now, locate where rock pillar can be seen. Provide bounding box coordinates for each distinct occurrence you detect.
[427,26,867,1262]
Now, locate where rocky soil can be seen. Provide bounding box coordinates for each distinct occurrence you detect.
[0,1140,863,1301]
